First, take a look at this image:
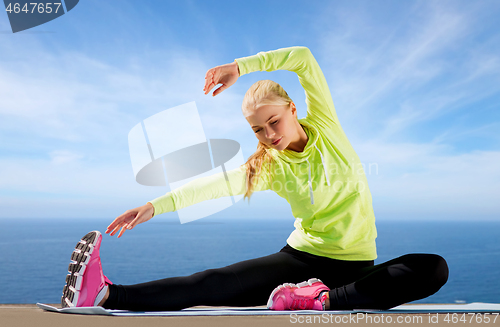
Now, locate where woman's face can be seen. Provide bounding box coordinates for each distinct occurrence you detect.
[245,102,298,151]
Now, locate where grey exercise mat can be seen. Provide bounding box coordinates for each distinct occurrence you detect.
[36,302,500,316]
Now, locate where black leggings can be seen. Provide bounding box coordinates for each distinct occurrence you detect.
[103,244,449,311]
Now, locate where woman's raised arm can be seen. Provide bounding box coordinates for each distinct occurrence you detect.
[233,46,340,130]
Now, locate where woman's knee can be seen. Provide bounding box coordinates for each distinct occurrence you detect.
[429,254,449,289]
[403,253,449,289]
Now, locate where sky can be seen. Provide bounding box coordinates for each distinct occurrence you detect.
[0,0,499,221]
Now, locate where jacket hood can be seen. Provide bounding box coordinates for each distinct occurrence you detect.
[268,118,319,163]
[266,118,330,204]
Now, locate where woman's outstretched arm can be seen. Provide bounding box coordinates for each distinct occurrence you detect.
[149,163,270,215]
[107,163,271,238]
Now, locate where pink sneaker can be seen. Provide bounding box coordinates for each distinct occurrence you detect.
[267,278,330,310]
[61,231,113,308]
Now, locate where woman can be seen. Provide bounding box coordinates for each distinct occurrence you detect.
[61,46,449,311]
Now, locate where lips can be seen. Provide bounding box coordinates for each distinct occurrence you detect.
[272,137,282,145]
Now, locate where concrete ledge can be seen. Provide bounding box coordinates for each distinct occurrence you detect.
[0,304,467,326]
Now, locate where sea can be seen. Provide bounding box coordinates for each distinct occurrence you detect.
[0,217,499,304]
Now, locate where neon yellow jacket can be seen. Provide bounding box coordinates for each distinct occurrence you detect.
[149,46,377,261]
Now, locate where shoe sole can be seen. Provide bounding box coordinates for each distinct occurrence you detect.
[61,231,101,308]
[266,277,323,309]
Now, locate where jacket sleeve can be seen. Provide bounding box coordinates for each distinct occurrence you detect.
[234,46,340,129]
[148,162,271,217]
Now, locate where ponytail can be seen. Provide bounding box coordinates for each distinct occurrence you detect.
[241,80,293,202]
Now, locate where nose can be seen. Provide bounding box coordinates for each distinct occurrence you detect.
[265,126,275,140]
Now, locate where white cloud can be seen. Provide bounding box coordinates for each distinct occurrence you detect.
[49,150,84,165]
[356,140,500,220]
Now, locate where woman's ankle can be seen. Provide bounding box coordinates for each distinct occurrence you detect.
[318,290,330,310]
[98,286,110,307]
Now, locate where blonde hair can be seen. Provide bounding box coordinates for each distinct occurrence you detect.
[242,80,293,203]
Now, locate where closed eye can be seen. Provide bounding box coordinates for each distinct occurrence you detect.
[254,120,279,133]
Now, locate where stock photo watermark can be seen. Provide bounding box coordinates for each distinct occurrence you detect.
[3,0,79,33]
[289,312,499,324]
[254,161,379,194]
[268,161,379,178]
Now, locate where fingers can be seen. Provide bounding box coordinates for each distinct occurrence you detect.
[106,213,129,233]
[109,222,129,238]
[106,221,119,235]
[108,204,154,238]
[203,62,239,96]
[204,80,216,95]
[203,69,215,95]
[106,210,136,237]
[204,80,225,97]
[105,221,117,234]
[113,214,140,238]
[203,68,223,96]
[117,225,127,238]
[128,216,140,230]
[110,224,123,237]
[106,220,124,236]
[213,84,228,97]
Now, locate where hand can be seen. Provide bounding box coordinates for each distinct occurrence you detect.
[105,202,155,238]
[203,61,240,97]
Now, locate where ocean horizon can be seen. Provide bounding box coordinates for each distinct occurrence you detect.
[0,217,499,305]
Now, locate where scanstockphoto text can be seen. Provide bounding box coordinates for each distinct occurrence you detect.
[249,160,379,177]
[290,312,425,324]
[249,161,379,194]
[289,312,500,324]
